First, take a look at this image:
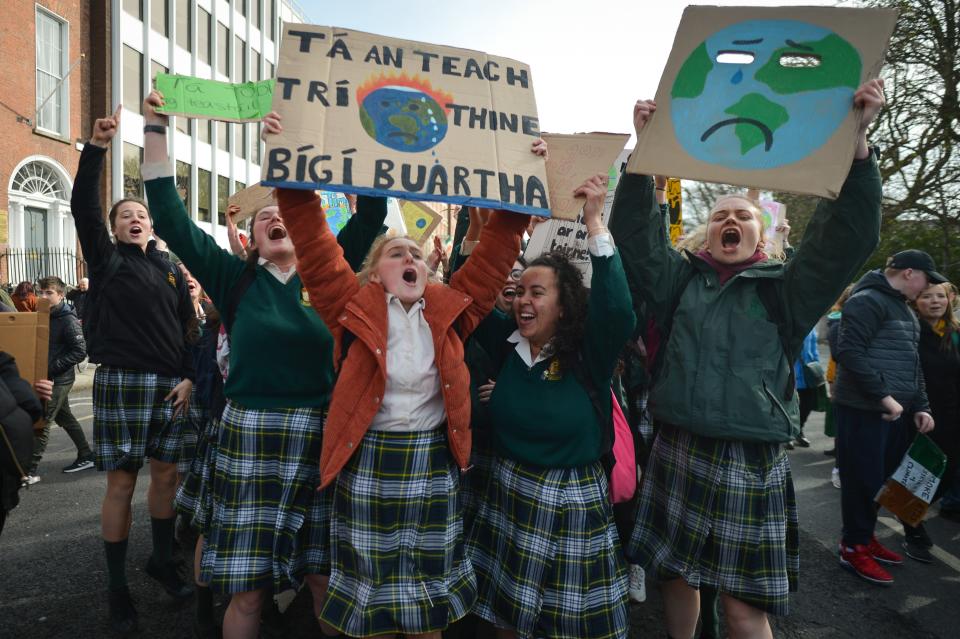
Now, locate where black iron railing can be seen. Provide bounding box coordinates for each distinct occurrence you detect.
[1,248,87,287]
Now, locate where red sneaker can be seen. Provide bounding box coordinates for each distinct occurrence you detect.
[867,537,904,565]
[839,544,894,585]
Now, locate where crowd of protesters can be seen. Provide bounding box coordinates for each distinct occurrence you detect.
[1,72,959,639]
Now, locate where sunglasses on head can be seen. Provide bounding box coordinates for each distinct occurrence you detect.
[509,269,524,281]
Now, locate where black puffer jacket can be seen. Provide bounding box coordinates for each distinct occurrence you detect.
[834,270,929,414]
[0,352,43,514]
[48,300,85,385]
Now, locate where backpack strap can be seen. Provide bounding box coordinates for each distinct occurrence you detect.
[221,263,258,334]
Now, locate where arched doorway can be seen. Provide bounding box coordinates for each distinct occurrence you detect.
[5,156,79,284]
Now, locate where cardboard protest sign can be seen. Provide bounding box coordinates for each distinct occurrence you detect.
[229,183,354,235]
[320,191,353,235]
[666,178,682,245]
[155,73,275,122]
[228,183,276,222]
[876,434,946,526]
[0,298,50,384]
[261,24,550,216]
[398,200,442,245]
[759,198,785,245]
[524,153,625,282]
[626,6,898,198]
[540,133,630,220]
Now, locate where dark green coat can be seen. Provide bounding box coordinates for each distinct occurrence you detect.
[609,156,881,442]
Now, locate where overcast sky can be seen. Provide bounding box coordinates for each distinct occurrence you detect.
[296,0,836,142]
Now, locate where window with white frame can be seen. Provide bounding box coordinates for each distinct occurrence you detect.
[35,7,68,136]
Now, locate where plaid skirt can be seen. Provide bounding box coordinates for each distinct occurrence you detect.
[199,400,331,594]
[93,366,185,471]
[467,457,628,639]
[178,402,211,475]
[320,428,476,636]
[175,417,221,533]
[628,424,799,616]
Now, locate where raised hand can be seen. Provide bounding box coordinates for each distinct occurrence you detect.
[143,90,168,126]
[261,111,283,139]
[633,99,656,139]
[853,78,884,159]
[573,174,609,234]
[90,105,123,148]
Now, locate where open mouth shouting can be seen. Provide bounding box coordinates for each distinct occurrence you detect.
[402,267,419,286]
[266,224,287,241]
[129,224,144,240]
[720,226,742,252]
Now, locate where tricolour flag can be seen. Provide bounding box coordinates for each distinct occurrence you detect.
[875,434,947,526]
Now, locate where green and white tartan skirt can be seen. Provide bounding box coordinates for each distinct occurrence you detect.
[93,365,185,471]
[175,416,220,534]
[319,427,476,636]
[199,400,330,593]
[466,457,628,639]
[628,424,799,616]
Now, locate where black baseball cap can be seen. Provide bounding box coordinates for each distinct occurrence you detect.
[888,250,948,284]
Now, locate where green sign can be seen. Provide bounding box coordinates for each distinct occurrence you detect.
[155,73,275,122]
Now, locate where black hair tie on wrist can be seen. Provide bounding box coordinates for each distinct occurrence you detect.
[143,124,167,134]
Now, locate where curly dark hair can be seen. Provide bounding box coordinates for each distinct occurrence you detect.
[525,251,588,372]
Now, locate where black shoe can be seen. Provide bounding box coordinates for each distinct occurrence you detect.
[902,538,933,563]
[794,435,811,448]
[108,587,139,635]
[63,455,95,473]
[824,447,836,457]
[907,522,934,548]
[145,556,194,599]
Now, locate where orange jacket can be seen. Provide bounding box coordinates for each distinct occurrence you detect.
[279,189,526,489]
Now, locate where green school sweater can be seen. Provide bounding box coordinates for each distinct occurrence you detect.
[482,251,636,468]
[145,176,366,409]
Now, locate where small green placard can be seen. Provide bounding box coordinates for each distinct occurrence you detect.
[155,73,275,123]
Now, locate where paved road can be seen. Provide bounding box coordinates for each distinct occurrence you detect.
[1,388,958,638]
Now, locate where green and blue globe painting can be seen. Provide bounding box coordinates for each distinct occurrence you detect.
[671,20,862,169]
[359,85,449,153]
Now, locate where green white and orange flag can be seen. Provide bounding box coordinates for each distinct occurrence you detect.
[876,434,947,526]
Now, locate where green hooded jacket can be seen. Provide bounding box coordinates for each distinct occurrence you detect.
[608,155,881,442]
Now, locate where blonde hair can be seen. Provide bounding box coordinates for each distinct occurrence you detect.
[676,224,707,257]
[357,234,439,285]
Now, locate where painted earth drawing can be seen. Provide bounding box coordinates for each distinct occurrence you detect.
[671,20,862,169]
[357,74,454,153]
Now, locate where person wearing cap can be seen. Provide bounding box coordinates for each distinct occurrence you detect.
[833,248,944,585]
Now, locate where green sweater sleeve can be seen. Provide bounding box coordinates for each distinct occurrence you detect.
[609,172,694,334]
[144,176,246,309]
[336,195,387,272]
[583,249,637,389]
[780,155,882,354]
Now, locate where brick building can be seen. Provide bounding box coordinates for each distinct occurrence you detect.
[0,0,100,286]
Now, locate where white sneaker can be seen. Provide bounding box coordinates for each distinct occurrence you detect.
[831,467,841,489]
[628,564,647,603]
[22,475,41,486]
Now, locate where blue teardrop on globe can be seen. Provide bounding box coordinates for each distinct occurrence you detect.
[358,87,449,153]
[416,219,427,228]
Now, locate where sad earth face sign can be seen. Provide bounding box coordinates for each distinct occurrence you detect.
[357,74,454,153]
[671,20,862,169]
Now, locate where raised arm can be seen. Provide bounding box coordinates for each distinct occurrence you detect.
[140,91,246,308]
[279,188,360,332]
[609,100,693,332]
[780,80,885,346]
[577,175,637,385]
[71,107,123,270]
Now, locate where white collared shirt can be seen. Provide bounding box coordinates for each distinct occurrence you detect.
[507,330,555,369]
[258,257,297,284]
[369,294,447,432]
